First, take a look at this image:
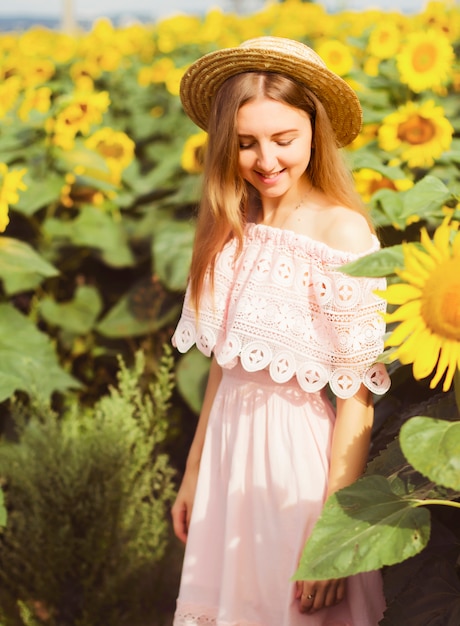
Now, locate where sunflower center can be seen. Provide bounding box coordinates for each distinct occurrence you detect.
[421,258,460,340]
[329,51,343,64]
[97,141,124,159]
[397,114,436,145]
[412,43,437,73]
[370,178,397,194]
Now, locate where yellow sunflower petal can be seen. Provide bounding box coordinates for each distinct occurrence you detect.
[407,244,438,272]
[412,331,442,380]
[430,339,460,391]
[420,228,441,262]
[452,230,460,258]
[396,270,426,289]
[420,222,450,263]
[394,325,427,363]
[384,299,422,323]
[432,219,453,258]
[402,245,432,281]
[442,363,459,392]
[379,283,422,305]
[385,315,423,347]
[429,341,450,388]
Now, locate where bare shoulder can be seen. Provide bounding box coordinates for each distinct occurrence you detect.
[323,206,374,254]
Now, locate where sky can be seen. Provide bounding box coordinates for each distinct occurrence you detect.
[0,0,428,19]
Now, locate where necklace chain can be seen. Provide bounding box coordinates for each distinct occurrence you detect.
[257,184,314,225]
[294,184,313,211]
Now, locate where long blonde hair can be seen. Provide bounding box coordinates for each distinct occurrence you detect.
[188,71,369,310]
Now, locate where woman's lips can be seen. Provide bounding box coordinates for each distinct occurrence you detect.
[255,169,285,183]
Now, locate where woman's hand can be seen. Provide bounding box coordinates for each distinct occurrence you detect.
[171,467,199,544]
[171,358,223,544]
[295,578,346,614]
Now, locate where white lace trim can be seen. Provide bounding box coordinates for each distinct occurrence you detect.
[172,223,391,399]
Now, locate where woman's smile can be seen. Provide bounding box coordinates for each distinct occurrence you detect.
[255,168,286,182]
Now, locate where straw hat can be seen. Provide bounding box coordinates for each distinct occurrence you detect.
[180,36,362,147]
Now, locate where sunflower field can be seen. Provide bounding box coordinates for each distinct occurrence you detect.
[0,0,459,624]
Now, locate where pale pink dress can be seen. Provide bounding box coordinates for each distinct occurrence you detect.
[172,223,390,626]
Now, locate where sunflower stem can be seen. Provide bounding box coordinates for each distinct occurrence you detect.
[414,499,460,510]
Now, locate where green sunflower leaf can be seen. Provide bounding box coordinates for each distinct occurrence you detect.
[39,285,103,335]
[340,245,404,277]
[351,150,406,180]
[369,188,405,229]
[152,219,194,292]
[0,303,80,402]
[400,417,460,491]
[0,237,59,295]
[43,204,134,268]
[293,475,431,581]
[400,176,452,220]
[96,277,181,338]
[14,173,66,216]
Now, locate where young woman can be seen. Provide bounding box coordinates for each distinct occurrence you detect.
[171,36,390,626]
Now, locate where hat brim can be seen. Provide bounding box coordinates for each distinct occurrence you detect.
[180,41,363,148]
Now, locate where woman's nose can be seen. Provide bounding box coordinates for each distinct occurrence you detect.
[256,144,277,172]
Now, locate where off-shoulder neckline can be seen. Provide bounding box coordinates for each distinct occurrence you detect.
[245,222,380,260]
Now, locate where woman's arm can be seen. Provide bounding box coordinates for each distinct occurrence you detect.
[327,384,374,496]
[171,357,223,543]
[297,384,374,614]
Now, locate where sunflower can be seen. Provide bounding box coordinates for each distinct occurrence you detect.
[138,58,176,88]
[380,219,460,391]
[85,127,135,184]
[48,89,111,150]
[155,14,202,53]
[315,39,353,76]
[378,100,453,168]
[367,20,402,60]
[354,168,413,203]
[0,163,27,232]
[270,2,331,41]
[165,66,187,97]
[417,0,460,41]
[60,90,110,137]
[349,123,379,150]
[18,86,52,122]
[396,29,454,94]
[20,57,56,89]
[70,59,102,90]
[0,76,21,118]
[181,131,207,174]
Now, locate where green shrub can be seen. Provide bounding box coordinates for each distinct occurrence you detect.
[0,348,176,626]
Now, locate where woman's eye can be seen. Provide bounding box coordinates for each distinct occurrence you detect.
[239,138,293,149]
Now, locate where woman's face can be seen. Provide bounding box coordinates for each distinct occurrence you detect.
[236,96,313,204]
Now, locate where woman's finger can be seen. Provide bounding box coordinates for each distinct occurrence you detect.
[171,502,189,543]
[324,580,340,607]
[299,590,316,613]
[297,579,346,613]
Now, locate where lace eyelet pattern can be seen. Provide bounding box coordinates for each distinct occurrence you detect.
[172,223,391,398]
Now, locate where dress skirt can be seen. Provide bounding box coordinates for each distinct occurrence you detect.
[173,363,386,626]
